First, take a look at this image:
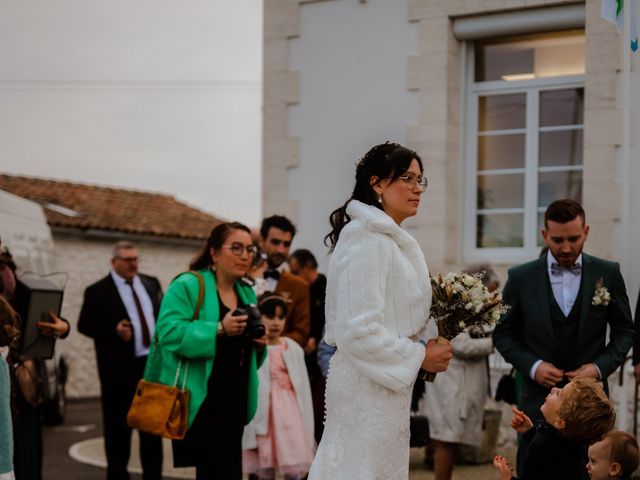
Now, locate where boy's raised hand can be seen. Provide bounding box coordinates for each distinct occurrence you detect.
[511,406,533,433]
[493,455,513,480]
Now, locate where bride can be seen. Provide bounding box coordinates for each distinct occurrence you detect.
[308,142,453,480]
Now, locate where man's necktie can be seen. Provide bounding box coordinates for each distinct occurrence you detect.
[125,279,151,347]
[550,262,581,277]
[264,269,281,281]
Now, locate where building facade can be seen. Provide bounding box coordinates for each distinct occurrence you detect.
[262,0,640,303]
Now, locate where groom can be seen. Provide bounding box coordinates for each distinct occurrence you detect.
[493,199,633,472]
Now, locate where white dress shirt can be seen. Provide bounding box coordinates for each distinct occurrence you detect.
[263,262,288,293]
[547,251,582,317]
[111,271,156,357]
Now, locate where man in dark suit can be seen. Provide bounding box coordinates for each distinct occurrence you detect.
[259,215,310,347]
[289,248,327,442]
[78,241,163,480]
[493,199,633,473]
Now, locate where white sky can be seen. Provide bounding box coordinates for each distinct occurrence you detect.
[0,1,263,226]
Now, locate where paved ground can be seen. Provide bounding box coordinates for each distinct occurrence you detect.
[43,399,141,480]
[43,398,515,480]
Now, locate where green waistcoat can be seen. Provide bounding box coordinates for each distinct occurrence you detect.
[144,269,265,429]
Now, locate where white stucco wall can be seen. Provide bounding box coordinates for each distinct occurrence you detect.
[52,234,198,397]
[287,0,420,271]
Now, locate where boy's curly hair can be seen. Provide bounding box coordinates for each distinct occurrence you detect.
[605,430,640,477]
[558,377,615,444]
[0,295,20,348]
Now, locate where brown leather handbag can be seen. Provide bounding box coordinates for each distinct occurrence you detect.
[126,271,204,440]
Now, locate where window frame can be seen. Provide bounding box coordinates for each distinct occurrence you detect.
[462,41,585,264]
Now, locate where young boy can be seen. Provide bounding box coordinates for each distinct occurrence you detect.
[494,378,615,480]
[586,430,639,480]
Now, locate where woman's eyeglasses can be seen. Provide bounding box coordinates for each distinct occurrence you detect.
[221,243,257,257]
[398,174,428,193]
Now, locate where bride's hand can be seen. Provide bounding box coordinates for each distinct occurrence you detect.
[421,339,452,372]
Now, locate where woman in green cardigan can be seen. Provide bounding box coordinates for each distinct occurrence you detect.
[153,222,267,480]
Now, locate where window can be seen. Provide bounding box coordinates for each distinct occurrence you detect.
[464,30,585,261]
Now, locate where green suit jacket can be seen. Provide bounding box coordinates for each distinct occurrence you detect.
[493,253,633,421]
[144,269,265,428]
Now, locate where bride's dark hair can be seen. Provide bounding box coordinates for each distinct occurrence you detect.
[324,142,423,252]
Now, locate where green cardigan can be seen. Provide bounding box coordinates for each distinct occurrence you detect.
[145,269,265,429]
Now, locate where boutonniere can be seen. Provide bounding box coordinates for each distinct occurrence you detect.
[592,278,611,307]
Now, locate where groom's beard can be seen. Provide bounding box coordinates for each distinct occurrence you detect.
[554,246,584,267]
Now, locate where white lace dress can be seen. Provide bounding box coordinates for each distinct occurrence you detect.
[307,201,431,480]
[309,351,414,479]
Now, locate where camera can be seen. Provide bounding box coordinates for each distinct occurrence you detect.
[232,305,265,339]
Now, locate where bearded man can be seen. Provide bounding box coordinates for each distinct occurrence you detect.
[493,198,633,474]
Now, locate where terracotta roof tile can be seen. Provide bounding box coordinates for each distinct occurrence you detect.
[0,174,223,240]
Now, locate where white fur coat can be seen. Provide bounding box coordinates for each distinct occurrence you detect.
[242,337,314,450]
[324,200,432,392]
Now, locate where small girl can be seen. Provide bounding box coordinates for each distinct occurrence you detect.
[586,430,640,480]
[242,292,315,480]
[0,295,20,480]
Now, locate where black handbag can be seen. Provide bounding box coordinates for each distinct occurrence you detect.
[409,415,430,448]
[495,367,517,405]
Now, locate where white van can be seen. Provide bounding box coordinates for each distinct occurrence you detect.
[0,189,55,275]
[0,189,67,424]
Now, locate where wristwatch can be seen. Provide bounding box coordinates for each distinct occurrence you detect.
[217,321,226,337]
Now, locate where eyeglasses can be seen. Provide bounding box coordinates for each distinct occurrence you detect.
[116,256,138,263]
[398,173,428,193]
[221,243,257,257]
[268,238,292,248]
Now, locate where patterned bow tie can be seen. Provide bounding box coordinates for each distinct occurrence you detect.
[550,262,581,276]
[264,269,280,281]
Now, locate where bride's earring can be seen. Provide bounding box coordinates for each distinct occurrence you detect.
[378,194,383,204]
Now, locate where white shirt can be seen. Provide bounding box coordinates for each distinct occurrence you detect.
[111,271,156,358]
[263,262,287,293]
[547,251,582,317]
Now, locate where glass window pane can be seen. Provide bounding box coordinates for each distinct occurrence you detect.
[479,94,526,131]
[478,134,525,170]
[538,170,583,207]
[477,174,524,209]
[540,89,584,126]
[477,214,523,248]
[537,212,545,247]
[539,130,583,167]
[475,30,585,82]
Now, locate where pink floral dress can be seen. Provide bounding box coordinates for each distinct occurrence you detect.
[243,341,314,479]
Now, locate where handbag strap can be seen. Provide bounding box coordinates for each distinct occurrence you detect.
[172,271,204,389]
[148,271,205,388]
[187,270,205,321]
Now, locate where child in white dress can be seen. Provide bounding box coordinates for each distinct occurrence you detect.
[242,293,315,480]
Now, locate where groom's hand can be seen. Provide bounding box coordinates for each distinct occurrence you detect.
[566,363,599,380]
[534,361,564,388]
[421,339,453,373]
